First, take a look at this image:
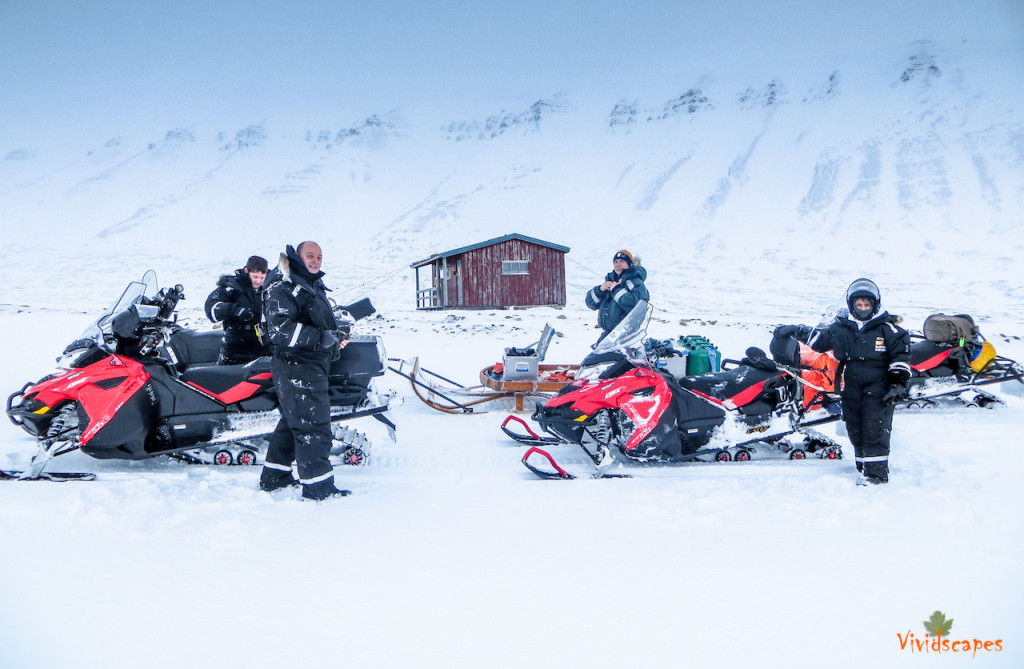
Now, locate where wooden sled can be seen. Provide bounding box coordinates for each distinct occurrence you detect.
[388,324,578,414]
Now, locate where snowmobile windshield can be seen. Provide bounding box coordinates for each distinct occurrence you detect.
[592,300,653,361]
[814,293,851,330]
[576,302,653,381]
[83,271,161,347]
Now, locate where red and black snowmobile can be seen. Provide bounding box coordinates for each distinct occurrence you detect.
[903,313,1024,408]
[4,270,395,481]
[511,302,844,480]
[777,313,1024,410]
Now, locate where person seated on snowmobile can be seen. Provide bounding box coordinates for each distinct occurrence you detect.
[585,250,649,345]
[775,278,911,485]
[204,255,269,365]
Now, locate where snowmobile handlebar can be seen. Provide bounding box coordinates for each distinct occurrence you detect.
[155,285,184,321]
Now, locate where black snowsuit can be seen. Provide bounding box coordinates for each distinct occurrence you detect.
[204,269,266,365]
[585,265,649,340]
[259,247,342,500]
[809,312,911,481]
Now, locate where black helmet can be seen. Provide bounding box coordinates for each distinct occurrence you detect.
[846,278,881,321]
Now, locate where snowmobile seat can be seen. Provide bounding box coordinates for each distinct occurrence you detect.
[180,357,274,404]
[910,340,968,378]
[677,366,786,414]
[168,329,224,368]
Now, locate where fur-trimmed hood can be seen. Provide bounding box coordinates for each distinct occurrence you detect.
[277,245,326,288]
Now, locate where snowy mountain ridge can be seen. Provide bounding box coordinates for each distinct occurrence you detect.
[1,39,1022,318]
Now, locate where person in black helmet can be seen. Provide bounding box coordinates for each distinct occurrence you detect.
[776,278,911,484]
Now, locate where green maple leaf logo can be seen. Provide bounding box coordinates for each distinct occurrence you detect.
[923,610,953,636]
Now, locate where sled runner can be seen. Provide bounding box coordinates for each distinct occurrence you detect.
[510,303,844,480]
[389,324,579,414]
[5,270,396,480]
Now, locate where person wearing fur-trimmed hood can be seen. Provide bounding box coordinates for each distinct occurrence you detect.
[258,241,350,501]
[585,249,649,343]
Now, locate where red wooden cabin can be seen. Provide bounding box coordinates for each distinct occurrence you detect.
[411,234,569,309]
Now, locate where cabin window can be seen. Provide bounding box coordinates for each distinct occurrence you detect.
[501,260,529,275]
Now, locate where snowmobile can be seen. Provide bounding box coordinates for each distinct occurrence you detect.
[902,313,1024,409]
[4,270,396,481]
[777,313,1024,410]
[513,302,844,480]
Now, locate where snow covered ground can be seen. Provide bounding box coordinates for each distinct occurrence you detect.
[1,264,1022,668]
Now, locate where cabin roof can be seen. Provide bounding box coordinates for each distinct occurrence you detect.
[410,233,570,268]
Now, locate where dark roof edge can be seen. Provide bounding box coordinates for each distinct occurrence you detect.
[410,233,570,268]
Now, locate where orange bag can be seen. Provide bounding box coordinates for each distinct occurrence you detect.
[799,345,839,409]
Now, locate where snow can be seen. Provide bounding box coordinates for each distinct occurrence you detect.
[2,1,1024,667]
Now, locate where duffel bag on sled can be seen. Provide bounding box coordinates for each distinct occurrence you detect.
[923,313,979,346]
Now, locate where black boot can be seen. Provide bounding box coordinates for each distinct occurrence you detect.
[259,469,299,492]
[301,477,351,500]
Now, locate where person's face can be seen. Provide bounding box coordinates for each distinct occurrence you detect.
[248,270,266,289]
[853,297,873,311]
[300,243,323,274]
[613,258,629,273]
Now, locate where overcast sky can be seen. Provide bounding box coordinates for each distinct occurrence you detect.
[2,0,1022,149]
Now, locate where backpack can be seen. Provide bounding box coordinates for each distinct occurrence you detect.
[923,313,979,345]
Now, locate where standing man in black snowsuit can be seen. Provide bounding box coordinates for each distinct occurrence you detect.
[258,241,350,500]
[778,278,911,484]
[205,255,269,365]
[585,250,650,345]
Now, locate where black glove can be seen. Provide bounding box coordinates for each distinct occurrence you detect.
[882,384,908,404]
[885,367,911,388]
[883,367,911,404]
[233,306,255,322]
[741,347,777,372]
[774,324,812,343]
[318,329,339,351]
[318,329,347,361]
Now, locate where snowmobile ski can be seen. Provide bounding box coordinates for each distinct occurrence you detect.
[0,469,97,482]
[501,415,565,446]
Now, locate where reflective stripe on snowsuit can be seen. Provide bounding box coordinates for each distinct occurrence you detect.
[204,269,266,364]
[840,377,894,480]
[584,265,649,334]
[264,355,335,492]
[260,248,340,497]
[811,311,910,481]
